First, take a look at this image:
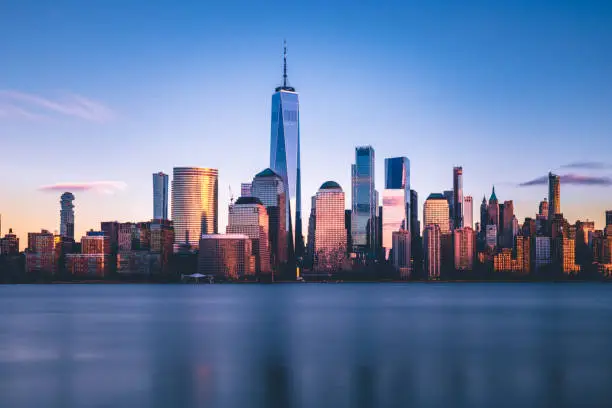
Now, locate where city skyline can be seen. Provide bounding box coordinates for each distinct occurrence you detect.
[2,1,612,245]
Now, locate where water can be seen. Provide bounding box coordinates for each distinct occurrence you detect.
[1,283,611,408]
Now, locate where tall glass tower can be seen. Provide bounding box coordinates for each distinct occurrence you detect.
[382,157,410,260]
[351,146,377,258]
[153,172,169,220]
[60,192,75,239]
[270,41,302,261]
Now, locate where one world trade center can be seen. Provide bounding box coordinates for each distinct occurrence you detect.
[270,41,302,263]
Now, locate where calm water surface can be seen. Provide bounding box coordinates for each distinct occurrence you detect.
[1,283,611,408]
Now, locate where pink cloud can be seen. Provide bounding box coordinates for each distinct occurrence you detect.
[38,181,127,195]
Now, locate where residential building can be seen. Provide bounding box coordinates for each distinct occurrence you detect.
[548,172,561,220]
[453,166,463,229]
[535,236,551,271]
[424,224,441,279]
[454,227,474,271]
[25,230,56,274]
[153,172,169,220]
[463,196,473,229]
[60,192,75,239]
[392,229,411,279]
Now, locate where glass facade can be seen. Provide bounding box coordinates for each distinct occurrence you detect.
[226,197,271,275]
[453,166,463,229]
[270,89,302,261]
[314,182,347,272]
[548,172,561,220]
[463,196,473,229]
[382,157,410,260]
[424,224,441,279]
[198,234,255,279]
[153,172,169,220]
[423,194,450,234]
[171,167,218,249]
[453,227,474,271]
[351,146,377,257]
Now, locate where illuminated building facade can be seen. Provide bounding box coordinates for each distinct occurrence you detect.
[314,181,347,272]
[423,194,450,234]
[382,157,410,260]
[351,146,377,258]
[548,172,560,220]
[424,224,441,279]
[454,227,474,271]
[171,167,218,249]
[463,196,473,229]
[198,234,255,279]
[392,230,411,279]
[153,172,169,220]
[60,192,75,239]
[453,166,463,229]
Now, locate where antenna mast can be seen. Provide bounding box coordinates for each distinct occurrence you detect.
[283,39,287,88]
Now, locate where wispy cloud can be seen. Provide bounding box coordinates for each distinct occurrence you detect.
[38,181,127,195]
[559,161,612,170]
[519,173,612,187]
[0,90,114,122]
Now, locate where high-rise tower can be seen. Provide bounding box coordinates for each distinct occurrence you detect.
[153,172,169,220]
[171,167,218,249]
[548,172,560,220]
[453,166,463,229]
[60,192,75,239]
[382,157,410,261]
[270,41,302,262]
[351,146,377,258]
[463,196,473,229]
[314,181,347,272]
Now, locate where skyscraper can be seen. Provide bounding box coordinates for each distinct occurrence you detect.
[382,157,410,260]
[153,172,169,220]
[424,224,441,279]
[198,234,255,279]
[270,42,302,261]
[453,166,463,229]
[227,197,271,275]
[453,227,474,271]
[548,172,561,220]
[606,210,612,227]
[171,167,218,249]
[423,193,450,234]
[410,189,419,239]
[463,196,473,229]
[480,196,488,239]
[351,146,377,258]
[251,168,287,267]
[487,186,499,233]
[502,200,514,248]
[314,181,347,272]
[443,190,454,226]
[539,199,549,220]
[392,230,411,279]
[60,192,75,240]
[240,183,252,198]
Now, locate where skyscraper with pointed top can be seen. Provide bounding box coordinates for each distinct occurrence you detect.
[270,41,302,263]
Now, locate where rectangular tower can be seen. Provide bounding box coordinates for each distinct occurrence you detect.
[453,166,463,229]
[382,157,410,261]
[153,172,169,221]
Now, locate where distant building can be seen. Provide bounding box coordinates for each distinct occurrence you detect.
[515,235,530,274]
[153,172,169,220]
[606,210,612,227]
[410,189,419,239]
[25,230,56,274]
[423,224,441,279]
[493,248,520,272]
[463,196,473,230]
[117,250,161,275]
[198,234,255,279]
[101,221,120,254]
[240,183,252,197]
[487,186,500,234]
[502,200,514,248]
[453,166,463,229]
[423,194,450,234]
[351,146,377,258]
[150,219,174,272]
[392,229,411,279]
[251,168,288,267]
[453,227,474,271]
[226,197,271,275]
[82,233,110,255]
[479,196,488,239]
[172,167,218,249]
[60,192,75,239]
[65,254,107,277]
[539,199,549,220]
[561,237,580,274]
[314,181,347,272]
[382,157,410,261]
[486,224,497,249]
[548,172,561,220]
[0,228,20,255]
[443,190,454,228]
[535,236,552,271]
[118,223,135,251]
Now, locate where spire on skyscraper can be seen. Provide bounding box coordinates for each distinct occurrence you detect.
[489,186,498,202]
[276,40,295,92]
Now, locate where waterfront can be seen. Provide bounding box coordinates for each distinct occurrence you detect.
[1,284,611,407]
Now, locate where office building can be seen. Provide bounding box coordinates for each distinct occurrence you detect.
[314,181,347,272]
[153,172,169,220]
[351,146,377,258]
[0,228,19,255]
[561,237,579,274]
[101,221,119,254]
[392,230,411,279]
[198,234,255,279]
[424,224,441,279]
[410,189,419,239]
[226,197,271,275]
[443,190,454,226]
[486,224,497,249]
[502,200,514,248]
[453,166,463,229]
[487,186,499,232]
[606,210,612,227]
[454,227,474,271]
[150,219,174,271]
[240,183,252,197]
[463,196,473,229]
[171,167,218,249]
[270,42,303,260]
[251,168,288,267]
[479,196,488,239]
[423,193,450,234]
[382,157,410,260]
[65,254,107,277]
[60,192,75,239]
[548,172,561,220]
[535,236,551,271]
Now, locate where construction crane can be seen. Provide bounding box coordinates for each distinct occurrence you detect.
[229,185,235,205]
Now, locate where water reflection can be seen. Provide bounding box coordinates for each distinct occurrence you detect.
[1,284,612,407]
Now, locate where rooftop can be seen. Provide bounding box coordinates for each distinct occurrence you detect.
[254,168,280,178]
[234,196,264,206]
[319,181,342,190]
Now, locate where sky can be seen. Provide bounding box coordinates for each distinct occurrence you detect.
[1,0,612,247]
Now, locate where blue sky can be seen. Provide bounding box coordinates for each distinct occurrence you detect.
[1,0,612,245]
